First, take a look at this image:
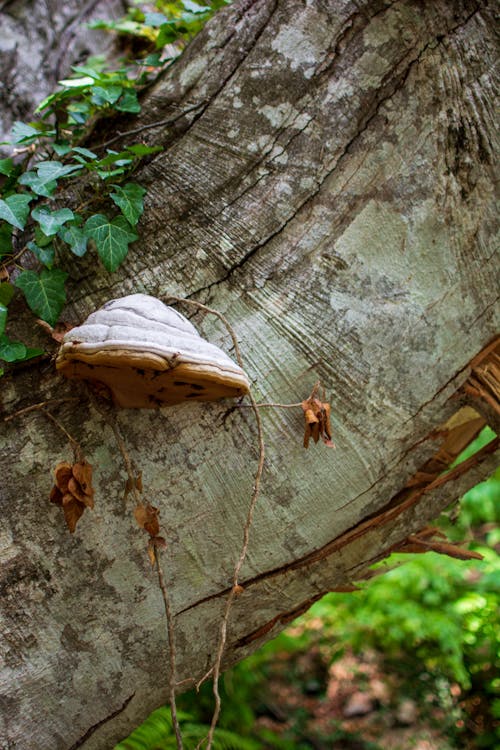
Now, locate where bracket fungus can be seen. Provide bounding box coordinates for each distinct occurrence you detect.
[56,294,250,408]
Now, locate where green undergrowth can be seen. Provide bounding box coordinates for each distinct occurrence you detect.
[0,1,225,376]
[118,428,499,749]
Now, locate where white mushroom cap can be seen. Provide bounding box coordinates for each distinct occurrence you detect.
[56,294,250,408]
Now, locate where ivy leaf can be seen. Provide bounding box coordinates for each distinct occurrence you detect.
[144,12,168,26]
[126,144,163,156]
[27,241,55,268]
[32,207,74,236]
[18,170,57,197]
[91,85,123,106]
[116,90,141,113]
[0,282,14,306]
[11,121,42,144]
[58,75,94,88]
[110,183,146,226]
[0,303,7,336]
[61,224,88,257]
[15,268,67,325]
[0,334,26,361]
[36,160,82,182]
[84,214,138,272]
[52,142,72,156]
[72,147,98,161]
[0,334,43,363]
[0,158,14,176]
[0,193,33,230]
[0,224,13,258]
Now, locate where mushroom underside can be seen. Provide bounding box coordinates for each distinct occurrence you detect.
[57,351,248,408]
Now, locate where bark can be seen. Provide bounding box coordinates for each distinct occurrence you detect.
[0,0,127,145]
[1,0,499,748]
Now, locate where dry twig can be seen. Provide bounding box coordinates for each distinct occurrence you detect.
[164,296,266,750]
[91,395,183,749]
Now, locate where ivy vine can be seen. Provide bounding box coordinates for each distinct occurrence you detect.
[0,0,226,376]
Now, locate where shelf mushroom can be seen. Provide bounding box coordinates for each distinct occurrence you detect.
[56,294,250,408]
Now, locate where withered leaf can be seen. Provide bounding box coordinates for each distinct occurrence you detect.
[62,497,85,533]
[68,477,94,508]
[72,461,93,494]
[54,462,73,492]
[49,458,95,533]
[134,503,160,537]
[147,541,156,567]
[147,536,167,566]
[50,485,63,505]
[301,393,334,449]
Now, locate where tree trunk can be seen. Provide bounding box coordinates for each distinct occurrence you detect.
[1,1,498,748]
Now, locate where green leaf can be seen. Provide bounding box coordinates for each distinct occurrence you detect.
[116,90,141,113]
[98,150,134,167]
[19,160,80,197]
[126,143,163,156]
[70,64,103,79]
[61,224,88,257]
[18,171,57,198]
[35,92,62,113]
[91,85,123,106]
[15,268,67,325]
[32,207,74,236]
[72,147,98,161]
[84,214,138,272]
[0,334,42,363]
[27,240,55,268]
[11,121,41,144]
[0,303,7,336]
[0,194,33,230]
[0,334,26,362]
[0,282,14,306]
[58,75,95,88]
[0,158,14,176]
[145,11,168,26]
[0,224,13,258]
[53,142,72,156]
[36,160,82,182]
[110,182,146,226]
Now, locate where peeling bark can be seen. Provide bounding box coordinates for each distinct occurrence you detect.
[0,1,499,748]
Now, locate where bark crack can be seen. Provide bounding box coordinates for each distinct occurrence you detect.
[67,692,135,750]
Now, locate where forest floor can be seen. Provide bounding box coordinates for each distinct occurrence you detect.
[251,637,463,750]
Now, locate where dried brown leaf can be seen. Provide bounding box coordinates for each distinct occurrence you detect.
[62,497,85,533]
[147,541,156,567]
[72,461,93,495]
[68,477,94,508]
[301,393,335,449]
[49,485,63,505]
[54,462,73,492]
[134,503,160,537]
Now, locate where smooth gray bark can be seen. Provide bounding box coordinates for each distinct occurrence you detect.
[1,0,499,748]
